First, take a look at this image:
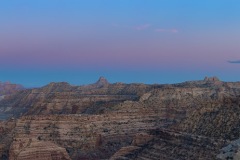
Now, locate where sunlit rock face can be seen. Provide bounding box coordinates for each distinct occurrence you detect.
[9,139,71,160]
[0,77,240,159]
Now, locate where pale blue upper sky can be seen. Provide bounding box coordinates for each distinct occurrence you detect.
[0,0,240,87]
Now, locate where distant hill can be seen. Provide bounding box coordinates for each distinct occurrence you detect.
[0,81,24,96]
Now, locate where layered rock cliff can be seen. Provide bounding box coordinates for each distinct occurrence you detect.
[0,77,154,119]
[0,77,240,159]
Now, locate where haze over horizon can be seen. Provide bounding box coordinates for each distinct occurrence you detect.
[1,0,240,87]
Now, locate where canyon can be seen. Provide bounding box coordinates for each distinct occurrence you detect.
[0,77,240,160]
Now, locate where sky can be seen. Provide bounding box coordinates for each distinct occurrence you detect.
[0,0,240,87]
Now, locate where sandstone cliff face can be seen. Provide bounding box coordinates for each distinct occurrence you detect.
[111,130,223,160]
[10,108,157,159]
[9,139,71,160]
[0,77,240,159]
[107,81,240,159]
[172,95,240,141]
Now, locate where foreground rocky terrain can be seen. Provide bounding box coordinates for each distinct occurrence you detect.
[0,76,240,160]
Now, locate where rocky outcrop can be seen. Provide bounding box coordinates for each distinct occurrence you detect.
[173,96,240,140]
[217,138,240,160]
[0,119,16,159]
[93,76,109,88]
[110,146,140,160]
[9,106,157,159]
[117,129,224,160]
[204,76,220,82]
[9,138,71,160]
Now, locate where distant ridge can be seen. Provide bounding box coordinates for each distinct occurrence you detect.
[0,81,24,96]
[94,76,109,88]
[204,76,220,82]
